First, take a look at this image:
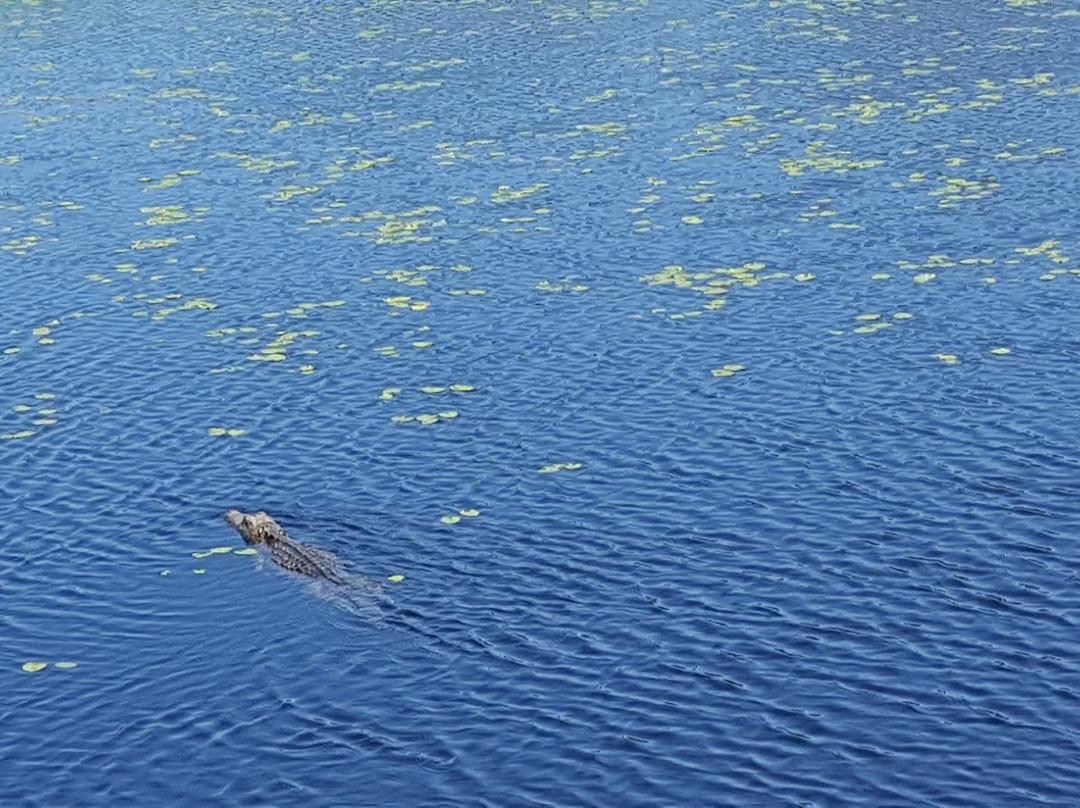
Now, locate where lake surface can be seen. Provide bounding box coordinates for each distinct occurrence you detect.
[3,1,1080,805]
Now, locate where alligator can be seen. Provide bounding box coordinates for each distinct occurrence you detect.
[223,509,350,585]
[223,510,485,657]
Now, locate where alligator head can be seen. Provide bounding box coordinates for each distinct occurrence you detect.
[224,509,289,546]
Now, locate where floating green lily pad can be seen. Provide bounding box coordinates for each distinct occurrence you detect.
[55,661,78,669]
[539,462,583,473]
[711,364,746,378]
[1,430,36,440]
[21,662,47,673]
[233,548,258,556]
[387,574,405,583]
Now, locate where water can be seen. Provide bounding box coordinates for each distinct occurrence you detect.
[2,1,1080,804]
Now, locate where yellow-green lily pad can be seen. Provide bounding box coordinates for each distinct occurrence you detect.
[459,508,480,517]
[387,574,405,583]
[21,661,47,673]
[440,514,461,525]
[54,661,78,669]
[2,430,36,440]
[233,547,258,555]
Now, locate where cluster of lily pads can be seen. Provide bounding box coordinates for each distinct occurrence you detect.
[2,393,59,440]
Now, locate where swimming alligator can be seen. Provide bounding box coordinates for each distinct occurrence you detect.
[224,509,349,585]
[223,510,479,656]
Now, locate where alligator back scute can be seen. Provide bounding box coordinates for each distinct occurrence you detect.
[269,539,348,585]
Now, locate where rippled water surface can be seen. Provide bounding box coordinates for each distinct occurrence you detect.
[3,1,1080,805]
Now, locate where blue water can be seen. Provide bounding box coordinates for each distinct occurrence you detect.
[3,1,1080,804]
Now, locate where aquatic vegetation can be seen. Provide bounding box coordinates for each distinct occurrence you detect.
[440,508,480,525]
[491,183,549,204]
[711,364,746,378]
[391,411,458,426]
[535,277,586,292]
[538,462,583,473]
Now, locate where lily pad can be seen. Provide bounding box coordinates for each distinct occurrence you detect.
[21,662,47,673]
